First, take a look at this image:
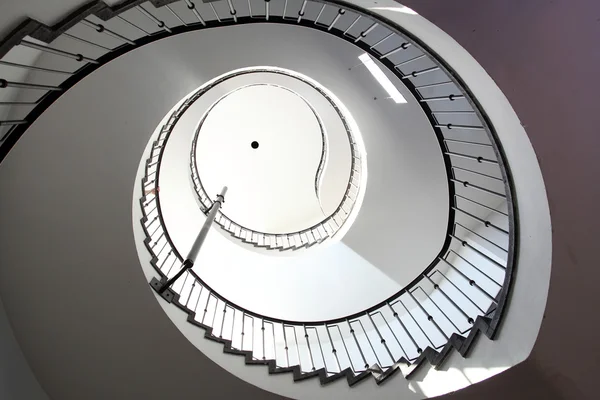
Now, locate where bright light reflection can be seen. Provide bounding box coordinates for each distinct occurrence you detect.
[371,6,418,15]
[358,53,407,104]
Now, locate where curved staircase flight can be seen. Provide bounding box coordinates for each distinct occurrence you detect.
[1,0,519,394]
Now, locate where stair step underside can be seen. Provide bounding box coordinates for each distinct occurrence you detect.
[151,278,497,387]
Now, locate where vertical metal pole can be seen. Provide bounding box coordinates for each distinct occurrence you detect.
[158,186,227,293]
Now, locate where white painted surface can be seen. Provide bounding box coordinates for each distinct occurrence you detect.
[338,50,448,288]
[154,68,356,248]
[197,84,327,233]
[189,69,356,232]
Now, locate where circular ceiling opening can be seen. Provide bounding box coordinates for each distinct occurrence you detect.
[196,83,326,233]
[187,67,369,247]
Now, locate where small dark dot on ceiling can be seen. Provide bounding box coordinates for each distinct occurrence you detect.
[251,141,259,149]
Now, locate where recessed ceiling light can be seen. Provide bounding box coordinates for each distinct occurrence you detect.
[358,53,407,104]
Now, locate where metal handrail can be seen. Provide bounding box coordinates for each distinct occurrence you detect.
[1,0,517,386]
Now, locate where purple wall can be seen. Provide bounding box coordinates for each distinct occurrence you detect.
[401,1,600,399]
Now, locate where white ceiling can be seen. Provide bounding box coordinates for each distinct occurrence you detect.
[189,69,355,235]
[197,83,328,233]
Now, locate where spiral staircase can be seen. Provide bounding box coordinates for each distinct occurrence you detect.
[0,1,560,400]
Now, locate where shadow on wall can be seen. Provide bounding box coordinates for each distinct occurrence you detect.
[0,297,49,400]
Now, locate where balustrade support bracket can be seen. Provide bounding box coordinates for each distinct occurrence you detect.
[150,277,175,303]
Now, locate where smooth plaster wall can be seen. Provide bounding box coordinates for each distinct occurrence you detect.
[0,297,49,400]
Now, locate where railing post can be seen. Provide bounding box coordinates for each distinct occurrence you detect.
[185,186,228,263]
[151,186,227,300]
